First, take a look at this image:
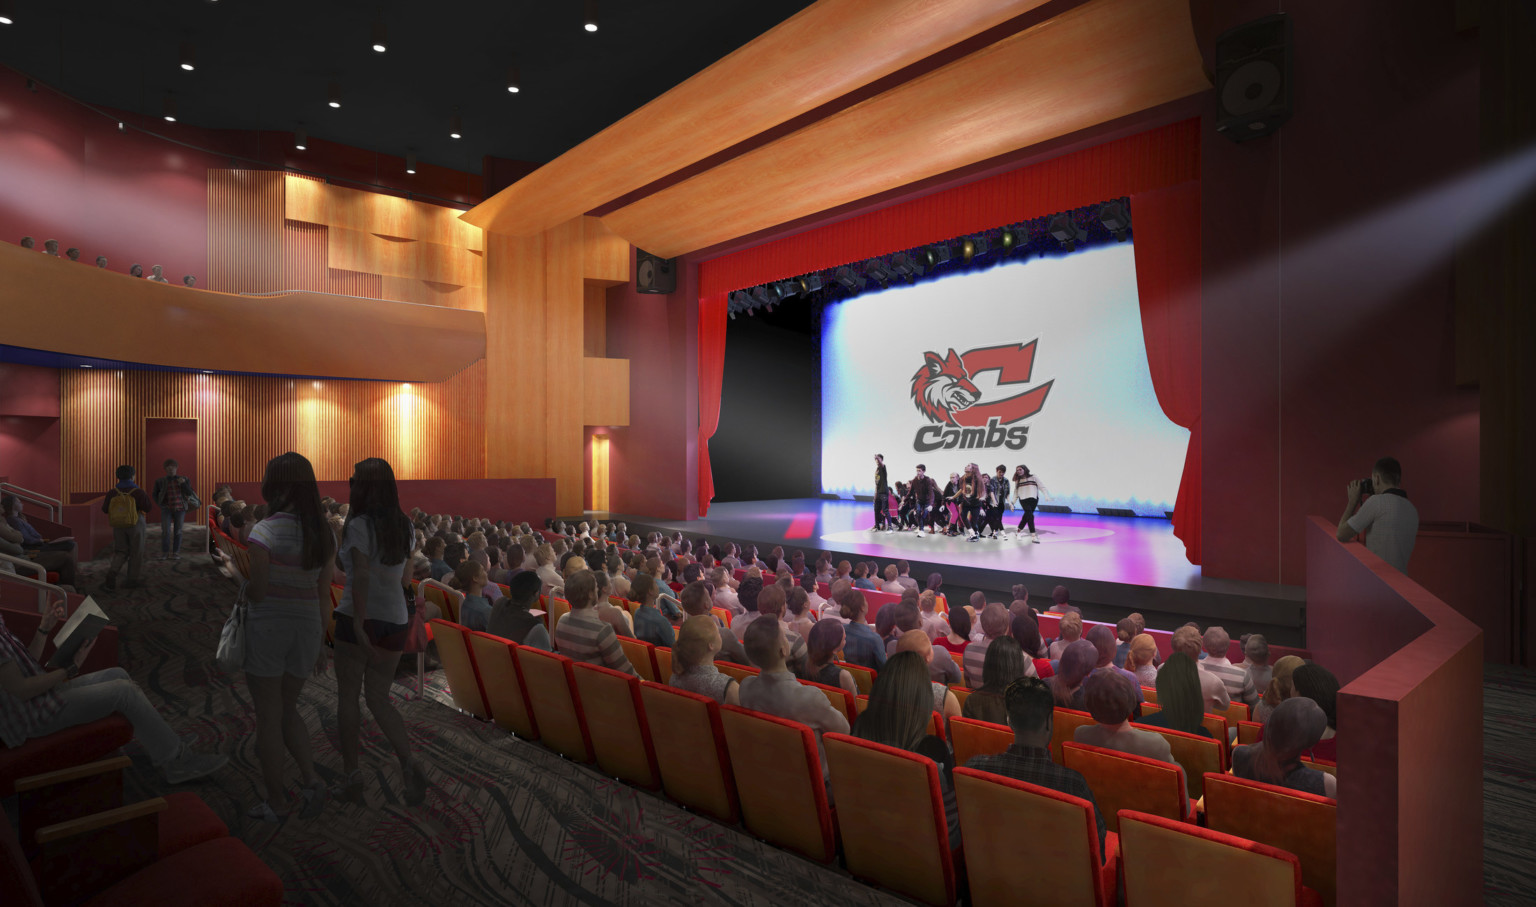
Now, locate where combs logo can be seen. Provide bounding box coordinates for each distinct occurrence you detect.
[909,342,1053,452]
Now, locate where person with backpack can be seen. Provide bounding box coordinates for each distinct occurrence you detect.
[151,458,195,562]
[101,465,152,592]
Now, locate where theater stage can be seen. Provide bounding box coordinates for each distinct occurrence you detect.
[582,498,1309,647]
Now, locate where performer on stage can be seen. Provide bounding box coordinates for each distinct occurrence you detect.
[986,464,1010,539]
[872,454,890,532]
[958,463,985,542]
[908,465,939,538]
[942,472,963,537]
[894,481,915,530]
[1014,465,1042,543]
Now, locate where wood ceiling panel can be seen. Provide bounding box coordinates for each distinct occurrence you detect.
[461,0,1051,238]
[601,0,1210,259]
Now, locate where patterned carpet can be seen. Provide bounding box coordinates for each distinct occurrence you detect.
[79,528,909,907]
[1482,663,1536,906]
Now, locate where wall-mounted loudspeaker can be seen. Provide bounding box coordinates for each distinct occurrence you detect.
[635,250,676,294]
[1214,13,1293,142]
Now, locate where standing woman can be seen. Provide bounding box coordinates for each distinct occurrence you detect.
[331,458,426,806]
[244,452,334,822]
[1014,465,1042,543]
[958,463,985,542]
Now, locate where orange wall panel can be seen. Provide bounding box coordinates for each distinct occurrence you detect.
[582,216,630,286]
[582,358,630,428]
[543,218,586,515]
[484,231,547,479]
[325,227,484,288]
[286,176,483,250]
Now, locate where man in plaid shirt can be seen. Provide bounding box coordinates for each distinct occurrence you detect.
[963,676,1108,857]
[152,458,194,561]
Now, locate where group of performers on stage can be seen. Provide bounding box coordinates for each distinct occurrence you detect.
[872,454,1045,542]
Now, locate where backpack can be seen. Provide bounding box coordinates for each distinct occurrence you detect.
[108,488,140,528]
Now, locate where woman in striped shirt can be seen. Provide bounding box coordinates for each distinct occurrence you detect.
[244,452,335,823]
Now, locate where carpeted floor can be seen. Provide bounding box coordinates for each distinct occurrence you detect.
[79,528,909,907]
[1481,662,1536,906]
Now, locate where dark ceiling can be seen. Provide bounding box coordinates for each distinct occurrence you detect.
[0,0,816,176]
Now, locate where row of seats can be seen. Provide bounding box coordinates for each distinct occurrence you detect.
[428,617,1336,907]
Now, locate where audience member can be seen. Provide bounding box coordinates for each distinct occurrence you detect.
[1127,633,1159,687]
[1073,668,1175,762]
[1241,634,1273,694]
[95,255,107,268]
[964,603,1023,688]
[680,581,751,664]
[1085,624,1143,705]
[1199,626,1258,706]
[1291,664,1339,762]
[65,246,80,261]
[837,587,887,670]
[1136,652,1214,738]
[242,452,334,821]
[130,263,144,278]
[488,571,551,650]
[739,617,849,780]
[1049,611,1083,660]
[669,615,740,705]
[1010,612,1047,662]
[918,590,948,640]
[1253,655,1306,725]
[786,587,815,640]
[1,494,78,588]
[331,457,426,806]
[1166,626,1230,713]
[1113,618,1138,668]
[1232,697,1337,798]
[852,650,960,848]
[1047,584,1081,615]
[629,573,676,648]
[101,464,153,592]
[18,235,33,249]
[1336,455,1419,573]
[801,618,859,696]
[852,562,876,590]
[148,264,170,283]
[879,564,905,595]
[43,238,59,256]
[895,630,963,718]
[554,569,637,676]
[960,635,1026,725]
[449,561,492,631]
[895,560,919,592]
[964,677,1108,858]
[423,537,450,580]
[1050,639,1098,709]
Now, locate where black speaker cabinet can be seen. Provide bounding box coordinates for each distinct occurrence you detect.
[1215,13,1293,142]
[635,250,676,294]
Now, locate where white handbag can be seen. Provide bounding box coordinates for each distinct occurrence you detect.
[215,582,250,673]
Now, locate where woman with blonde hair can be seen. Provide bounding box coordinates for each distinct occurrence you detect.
[1127,633,1159,687]
[1253,655,1306,724]
[534,543,560,596]
[669,615,741,705]
[1049,612,1083,660]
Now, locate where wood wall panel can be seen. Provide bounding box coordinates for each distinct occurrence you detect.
[583,216,630,286]
[602,0,1210,258]
[582,358,630,427]
[484,232,547,479]
[207,170,284,293]
[59,362,485,507]
[461,0,1050,237]
[583,285,607,357]
[325,227,484,288]
[286,176,483,250]
[544,218,586,515]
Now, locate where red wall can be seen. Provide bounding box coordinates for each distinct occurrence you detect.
[0,364,60,500]
[1199,0,1482,584]
[220,478,555,527]
[605,247,699,520]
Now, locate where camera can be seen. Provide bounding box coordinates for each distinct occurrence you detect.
[1358,477,1375,496]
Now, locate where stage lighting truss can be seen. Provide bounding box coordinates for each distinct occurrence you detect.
[960,234,990,263]
[889,251,924,278]
[1098,200,1131,242]
[864,258,896,286]
[924,244,953,269]
[1000,223,1029,253]
[1048,213,1088,252]
[833,265,866,290]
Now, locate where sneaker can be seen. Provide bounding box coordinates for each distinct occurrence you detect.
[298,781,328,819]
[162,750,229,784]
[915,530,924,538]
[172,553,181,561]
[246,801,281,823]
[1031,534,1041,544]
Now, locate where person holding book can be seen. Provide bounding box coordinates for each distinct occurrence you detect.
[0,600,227,783]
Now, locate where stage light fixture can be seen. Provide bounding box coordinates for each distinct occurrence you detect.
[0,0,13,25]
[864,258,895,285]
[889,251,924,278]
[728,290,753,314]
[583,0,599,31]
[117,121,125,132]
[1001,223,1029,252]
[833,265,865,290]
[405,151,416,174]
[751,285,777,308]
[775,279,801,299]
[371,19,387,52]
[179,42,196,71]
[294,127,306,150]
[1048,213,1088,252]
[506,64,521,93]
[960,235,989,263]
[328,83,342,108]
[1099,200,1131,241]
[800,273,823,294]
[162,93,177,122]
[924,244,952,270]
[449,114,462,139]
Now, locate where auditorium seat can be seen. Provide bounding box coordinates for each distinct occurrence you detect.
[823,733,957,907]
[1238,720,1263,747]
[1204,773,1338,907]
[1061,741,1193,832]
[421,582,462,625]
[835,660,876,695]
[609,595,636,615]
[711,606,733,628]
[852,696,945,740]
[1220,700,1251,735]
[1132,723,1226,798]
[1301,758,1337,777]
[1051,708,1096,764]
[513,648,592,763]
[545,598,571,639]
[637,683,738,824]
[466,632,538,740]
[653,646,673,679]
[715,661,759,684]
[953,766,1118,907]
[617,636,659,682]
[1139,704,1230,749]
[428,619,489,720]
[947,716,1012,767]
[1143,686,1158,704]
[718,705,836,863]
[1118,809,1323,907]
[14,756,227,856]
[948,684,971,708]
[570,663,660,790]
[800,679,857,725]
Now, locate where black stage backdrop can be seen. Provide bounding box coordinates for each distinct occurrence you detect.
[710,302,820,502]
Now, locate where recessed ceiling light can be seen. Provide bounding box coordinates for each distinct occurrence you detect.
[328,82,342,109]
[295,127,307,151]
[162,93,177,122]
[506,64,521,94]
[583,0,598,31]
[202,370,212,374]
[449,114,462,139]
[405,151,416,174]
[371,19,387,52]
[81,364,92,368]
[179,42,196,71]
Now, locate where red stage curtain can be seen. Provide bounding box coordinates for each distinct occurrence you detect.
[697,292,729,516]
[1129,181,1202,564]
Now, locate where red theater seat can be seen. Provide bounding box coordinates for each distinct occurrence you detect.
[0,716,134,799]
[1118,809,1323,907]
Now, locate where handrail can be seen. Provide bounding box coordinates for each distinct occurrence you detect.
[0,552,51,611]
[0,483,61,521]
[0,560,70,614]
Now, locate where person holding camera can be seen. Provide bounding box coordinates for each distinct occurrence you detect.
[1336,456,1419,573]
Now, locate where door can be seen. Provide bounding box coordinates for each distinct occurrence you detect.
[144,418,198,518]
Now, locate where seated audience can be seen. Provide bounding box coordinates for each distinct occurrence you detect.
[449,561,492,632]
[918,589,948,640]
[1011,611,1048,663]
[935,605,970,660]
[1166,625,1230,713]
[668,615,740,705]
[1049,639,1099,709]
[1085,625,1143,705]
[551,569,636,676]
[606,553,630,599]
[852,650,961,848]
[895,630,963,718]
[801,618,860,696]
[961,635,1026,725]
[627,574,674,648]
[1291,664,1340,762]
[895,560,919,592]
[890,601,961,683]
[1241,633,1273,694]
[1252,654,1306,725]
[534,543,561,596]
[965,677,1108,858]
[488,571,551,650]
[739,617,850,780]
[1073,668,1175,762]
[1136,652,1214,738]
[1198,626,1259,706]
[852,562,876,590]
[1048,612,1083,660]
[879,564,905,595]
[785,587,815,640]
[1113,618,1138,668]
[680,580,751,664]
[1047,584,1081,615]
[1127,633,1159,687]
[0,602,227,783]
[837,587,887,670]
[964,603,1022,688]
[1231,697,1337,798]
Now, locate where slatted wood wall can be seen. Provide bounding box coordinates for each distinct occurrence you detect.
[60,363,486,504]
[206,170,285,293]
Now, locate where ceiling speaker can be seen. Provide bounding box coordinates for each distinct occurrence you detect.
[1215,13,1293,142]
[636,250,676,294]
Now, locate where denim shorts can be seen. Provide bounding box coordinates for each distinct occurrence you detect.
[245,610,323,678]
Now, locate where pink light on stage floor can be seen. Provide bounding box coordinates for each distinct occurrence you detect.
[784,513,818,539]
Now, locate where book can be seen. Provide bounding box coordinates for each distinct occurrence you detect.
[46,597,111,669]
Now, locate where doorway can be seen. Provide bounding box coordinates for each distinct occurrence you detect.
[144,418,198,505]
